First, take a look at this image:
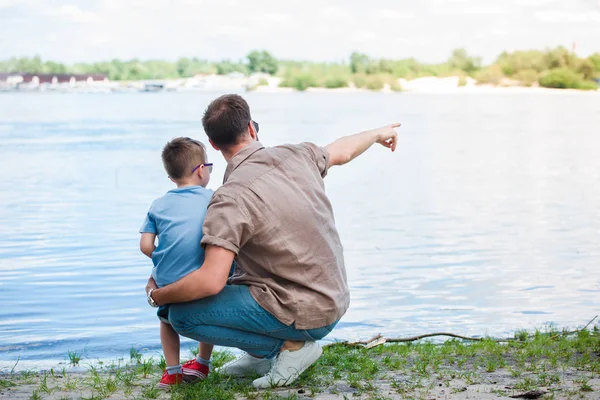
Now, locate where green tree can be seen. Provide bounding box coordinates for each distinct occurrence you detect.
[350,52,370,74]
[247,50,278,75]
[279,70,317,91]
[176,57,192,77]
[538,68,582,89]
[475,65,504,84]
[544,46,574,69]
[215,60,247,75]
[448,48,481,73]
[589,53,600,72]
[514,69,539,87]
[496,50,546,76]
[577,59,595,80]
[43,61,68,74]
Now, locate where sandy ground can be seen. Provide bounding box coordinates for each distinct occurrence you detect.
[253,75,600,94]
[2,366,599,399]
[8,73,598,94]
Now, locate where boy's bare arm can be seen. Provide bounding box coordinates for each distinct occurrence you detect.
[140,233,157,258]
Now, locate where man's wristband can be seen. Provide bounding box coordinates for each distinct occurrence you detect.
[147,288,158,308]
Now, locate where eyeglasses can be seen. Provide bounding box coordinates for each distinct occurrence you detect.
[252,120,259,133]
[191,163,213,173]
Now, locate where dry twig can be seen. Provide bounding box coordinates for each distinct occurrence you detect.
[549,315,597,339]
[326,315,599,349]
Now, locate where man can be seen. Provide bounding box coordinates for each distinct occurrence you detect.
[146,94,400,388]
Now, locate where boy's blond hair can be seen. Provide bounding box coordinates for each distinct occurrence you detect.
[161,137,207,180]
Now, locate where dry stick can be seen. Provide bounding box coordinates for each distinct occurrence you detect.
[324,332,512,348]
[549,315,597,340]
[385,332,513,343]
[326,315,599,348]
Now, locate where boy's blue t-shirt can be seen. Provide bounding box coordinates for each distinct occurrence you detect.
[140,186,213,288]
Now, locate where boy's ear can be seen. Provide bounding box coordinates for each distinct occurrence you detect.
[209,139,220,152]
[195,164,205,180]
[168,176,175,183]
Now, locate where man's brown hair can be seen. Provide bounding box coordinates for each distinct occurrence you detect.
[202,94,252,148]
[161,137,207,180]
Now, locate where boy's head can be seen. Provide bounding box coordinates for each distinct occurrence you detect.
[162,137,210,187]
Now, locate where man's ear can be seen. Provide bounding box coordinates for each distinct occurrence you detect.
[248,121,257,140]
[209,139,220,151]
[168,176,175,183]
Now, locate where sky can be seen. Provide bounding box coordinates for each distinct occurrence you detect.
[1,0,599,64]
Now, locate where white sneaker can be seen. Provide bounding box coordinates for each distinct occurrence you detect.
[216,353,273,377]
[253,341,322,389]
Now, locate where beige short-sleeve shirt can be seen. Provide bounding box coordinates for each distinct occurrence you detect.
[201,141,349,330]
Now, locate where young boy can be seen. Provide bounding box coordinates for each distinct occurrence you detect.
[140,137,215,389]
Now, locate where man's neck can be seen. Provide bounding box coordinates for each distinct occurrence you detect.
[221,138,255,161]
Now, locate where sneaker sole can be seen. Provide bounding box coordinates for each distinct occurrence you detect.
[216,359,272,377]
[182,372,206,383]
[182,369,207,378]
[156,382,179,390]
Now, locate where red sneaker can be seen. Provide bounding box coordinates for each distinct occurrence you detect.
[182,359,209,382]
[156,370,183,389]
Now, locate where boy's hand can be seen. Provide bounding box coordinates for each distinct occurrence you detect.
[145,275,158,295]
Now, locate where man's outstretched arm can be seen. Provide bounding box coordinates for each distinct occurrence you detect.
[326,123,400,167]
[146,245,234,305]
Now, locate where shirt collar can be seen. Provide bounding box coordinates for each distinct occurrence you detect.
[224,141,265,183]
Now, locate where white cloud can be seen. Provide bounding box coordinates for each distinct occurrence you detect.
[371,9,416,20]
[262,12,291,23]
[511,0,555,6]
[0,0,19,7]
[431,5,513,15]
[2,0,599,63]
[321,6,352,19]
[535,10,600,23]
[352,31,378,43]
[49,5,100,23]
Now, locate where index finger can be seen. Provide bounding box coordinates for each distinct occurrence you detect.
[390,123,402,129]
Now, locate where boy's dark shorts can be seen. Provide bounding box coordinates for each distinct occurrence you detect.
[157,305,170,324]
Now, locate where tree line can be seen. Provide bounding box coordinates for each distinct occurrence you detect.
[2,47,599,90]
[0,50,278,81]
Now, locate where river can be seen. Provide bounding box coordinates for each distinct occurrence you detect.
[1,91,599,369]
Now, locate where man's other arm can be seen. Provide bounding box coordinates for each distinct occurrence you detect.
[326,123,400,167]
[147,245,234,305]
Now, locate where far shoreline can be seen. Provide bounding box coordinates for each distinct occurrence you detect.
[2,74,599,95]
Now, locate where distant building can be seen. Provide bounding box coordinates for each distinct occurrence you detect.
[0,72,108,88]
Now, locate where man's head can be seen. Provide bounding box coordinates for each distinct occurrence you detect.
[161,137,211,187]
[202,94,258,152]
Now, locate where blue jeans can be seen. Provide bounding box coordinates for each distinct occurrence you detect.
[168,285,337,359]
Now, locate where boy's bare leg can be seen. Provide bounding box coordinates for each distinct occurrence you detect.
[199,342,214,362]
[160,321,181,368]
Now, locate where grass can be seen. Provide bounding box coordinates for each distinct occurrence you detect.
[67,351,81,365]
[129,347,142,364]
[0,325,598,399]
